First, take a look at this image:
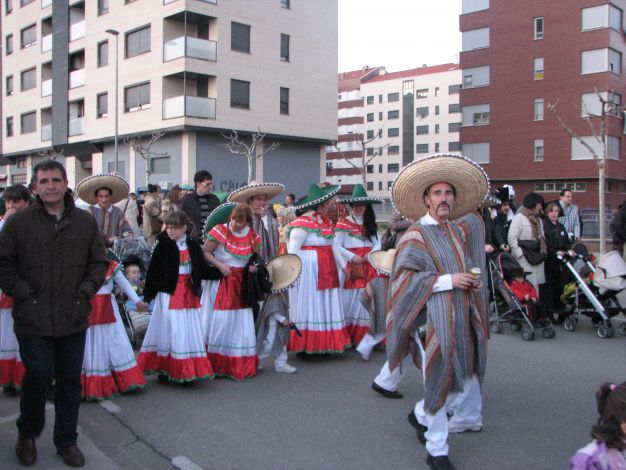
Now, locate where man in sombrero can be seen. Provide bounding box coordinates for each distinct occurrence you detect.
[76,174,133,247]
[386,154,490,470]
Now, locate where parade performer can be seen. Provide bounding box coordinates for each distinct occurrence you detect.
[335,185,382,345]
[81,253,148,400]
[386,154,490,470]
[287,184,350,356]
[202,203,260,381]
[137,211,218,384]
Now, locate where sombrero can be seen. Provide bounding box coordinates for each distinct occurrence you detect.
[482,193,501,207]
[390,154,489,220]
[203,202,237,236]
[368,249,396,276]
[76,174,130,205]
[180,184,195,191]
[212,191,230,204]
[228,182,284,204]
[267,254,302,292]
[342,184,383,205]
[294,183,341,211]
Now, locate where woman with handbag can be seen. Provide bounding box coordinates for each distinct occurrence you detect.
[542,202,571,322]
[334,185,383,347]
[201,203,261,381]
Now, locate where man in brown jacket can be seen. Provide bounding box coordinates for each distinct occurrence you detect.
[0,160,107,467]
[142,184,163,246]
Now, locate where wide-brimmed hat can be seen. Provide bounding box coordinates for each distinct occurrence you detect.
[368,249,396,276]
[76,174,130,205]
[267,254,302,292]
[482,193,501,207]
[390,154,489,221]
[294,183,341,211]
[228,182,284,204]
[342,184,383,205]
[203,202,237,236]
[212,191,230,204]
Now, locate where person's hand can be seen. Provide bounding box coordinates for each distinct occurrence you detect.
[524,294,530,301]
[451,273,475,290]
[351,255,365,264]
[501,244,510,252]
[249,265,258,274]
[219,264,231,277]
[556,251,565,257]
[282,319,292,327]
[135,301,149,312]
[531,297,537,303]
[485,244,495,254]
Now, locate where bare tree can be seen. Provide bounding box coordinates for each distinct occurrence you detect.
[548,90,618,254]
[331,127,388,187]
[221,128,280,184]
[124,132,167,186]
[36,147,63,160]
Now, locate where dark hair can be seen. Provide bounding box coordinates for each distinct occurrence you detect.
[287,193,295,201]
[522,192,544,210]
[163,210,189,228]
[3,184,31,202]
[231,203,253,228]
[591,382,626,450]
[168,185,182,205]
[33,160,67,182]
[545,202,560,214]
[95,187,112,197]
[147,184,160,194]
[360,204,378,240]
[560,189,572,197]
[194,170,213,185]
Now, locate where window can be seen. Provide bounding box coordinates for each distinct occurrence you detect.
[366,130,374,139]
[463,66,490,88]
[280,87,289,114]
[435,124,440,134]
[20,67,36,91]
[125,25,150,58]
[378,94,382,103]
[462,104,490,126]
[388,163,400,173]
[97,41,108,67]
[388,128,399,137]
[150,157,171,174]
[107,161,125,177]
[462,142,490,163]
[582,4,623,31]
[366,182,373,191]
[5,34,13,55]
[449,122,461,132]
[534,139,544,161]
[435,105,440,115]
[534,17,544,39]
[388,92,399,102]
[378,164,383,173]
[231,22,250,53]
[20,111,36,134]
[581,92,622,117]
[416,144,429,153]
[378,181,383,191]
[6,116,13,137]
[281,0,290,8]
[435,87,440,97]
[5,0,12,14]
[97,92,108,118]
[366,113,374,122]
[572,136,620,160]
[388,146,399,156]
[20,24,36,49]
[280,34,289,61]
[230,79,250,109]
[534,98,544,121]
[12,174,27,185]
[449,84,461,94]
[388,110,399,119]
[435,143,440,152]
[416,125,429,135]
[449,103,461,113]
[448,142,461,152]
[124,82,150,112]
[416,107,428,118]
[366,165,373,174]
[462,27,489,51]
[6,75,13,96]
[582,48,622,75]
[378,112,383,121]
[366,96,374,105]
[367,148,374,156]
[534,57,544,80]
[98,0,109,15]
[416,89,428,99]
[462,0,489,14]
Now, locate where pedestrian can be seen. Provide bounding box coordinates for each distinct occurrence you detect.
[610,200,626,261]
[0,159,108,467]
[557,189,581,242]
[142,184,163,246]
[570,382,626,470]
[114,192,141,236]
[542,202,571,322]
[388,209,412,248]
[276,206,296,256]
[137,211,218,385]
[386,154,490,470]
[179,170,220,240]
[284,193,295,208]
[160,184,183,223]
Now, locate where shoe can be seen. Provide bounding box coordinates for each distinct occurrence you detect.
[15,435,36,466]
[426,454,455,470]
[407,411,427,446]
[57,444,85,467]
[157,373,169,384]
[296,352,313,361]
[447,422,483,433]
[371,382,403,399]
[3,384,17,397]
[275,362,297,374]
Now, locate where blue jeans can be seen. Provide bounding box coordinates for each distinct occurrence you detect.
[16,331,86,449]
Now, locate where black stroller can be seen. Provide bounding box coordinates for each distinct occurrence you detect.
[489,252,556,341]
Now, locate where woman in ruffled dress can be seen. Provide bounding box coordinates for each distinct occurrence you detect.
[201,203,261,381]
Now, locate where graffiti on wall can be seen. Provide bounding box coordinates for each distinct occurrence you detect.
[219,180,247,192]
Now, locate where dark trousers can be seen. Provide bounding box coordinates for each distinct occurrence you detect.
[16,330,86,449]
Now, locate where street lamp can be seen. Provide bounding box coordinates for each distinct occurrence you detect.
[106,29,119,174]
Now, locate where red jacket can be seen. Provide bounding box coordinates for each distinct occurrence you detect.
[509,279,537,302]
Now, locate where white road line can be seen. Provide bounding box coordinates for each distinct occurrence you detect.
[99,400,122,413]
[0,403,53,425]
[172,456,204,470]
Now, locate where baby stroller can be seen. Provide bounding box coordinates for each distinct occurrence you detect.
[112,237,152,272]
[560,244,626,338]
[489,252,556,341]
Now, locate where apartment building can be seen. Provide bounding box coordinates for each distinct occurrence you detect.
[0,0,337,195]
[460,0,626,209]
[327,64,462,198]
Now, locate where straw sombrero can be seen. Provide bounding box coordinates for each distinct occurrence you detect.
[228,182,284,204]
[76,174,130,205]
[203,202,237,236]
[267,254,302,292]
[390,154,489,220]
[368,249,396,276]
[482,193,501,208]
[342,184,383,205]
[294,183,341,211]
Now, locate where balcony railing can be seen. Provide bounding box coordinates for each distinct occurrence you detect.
[68,117,84,136]
[69,21,86,41]
[163,95,216,119]
[41,124,52,141]
[42,34,52,52]
[163,36,217,62]
[42,79,52,97]
[41,0,52,7]
[69,69,85,89]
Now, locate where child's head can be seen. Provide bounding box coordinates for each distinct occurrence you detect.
[163,211,189,240]
[591,382,626,450]
[229,203,253,232]
[124,263,142,281]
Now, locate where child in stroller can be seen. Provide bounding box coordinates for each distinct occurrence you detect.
[505,265,547,326]
[115,255,151,348]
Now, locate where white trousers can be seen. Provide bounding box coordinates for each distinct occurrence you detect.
[373,355,411,392]
[259,315,289,367]
[356,332,385,359]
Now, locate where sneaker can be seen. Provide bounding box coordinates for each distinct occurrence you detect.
[447,422,483,433]
[275,362,297,374]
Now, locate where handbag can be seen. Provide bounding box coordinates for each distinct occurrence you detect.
[517,239,546,266]
[350,262,366,280]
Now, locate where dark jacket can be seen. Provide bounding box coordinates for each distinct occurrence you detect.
[542,218,571,262]
[179,191,220,237]
[0,191,108,337]
[493,212,510,249]
[143,231,221,304]
[611,201,626,249]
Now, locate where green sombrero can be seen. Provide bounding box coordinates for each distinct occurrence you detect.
[294,183,341,211]
[203,202,237,236]
[211,191,230,204]
[341,184,383,205]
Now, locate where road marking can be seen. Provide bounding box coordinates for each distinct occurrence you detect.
[0,403,53,424]
[172,456,204,470]
[99,401,122,413]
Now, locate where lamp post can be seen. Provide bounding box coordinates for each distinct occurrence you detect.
[106,29,119,174]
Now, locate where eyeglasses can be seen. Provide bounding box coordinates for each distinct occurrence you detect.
[199,182,214,190]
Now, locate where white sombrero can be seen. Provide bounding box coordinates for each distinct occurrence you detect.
[390,154,489,220]
[368,249,396,276]
[267,254,302,292]
[76,174,130,205]
[228,182,285,204]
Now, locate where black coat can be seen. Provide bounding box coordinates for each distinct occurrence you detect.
[143,232,221,304]
[179,192,220,238]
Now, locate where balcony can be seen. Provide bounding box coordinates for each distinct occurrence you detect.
[42,34,52,53]
[69,69,85,89]
[41,124,52,141]
[163,95,216,119]
[41,0,52,7]
[68,117,84,136]
[69,21,85,41]
[42,79,52,97]
[164,0,216,3]
[164,36,217,62]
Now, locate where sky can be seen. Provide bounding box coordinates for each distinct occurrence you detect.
[338,0,462,73]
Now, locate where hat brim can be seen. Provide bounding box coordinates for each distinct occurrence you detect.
[76,174,130,205]
[390,154,489,221]
[228,183,285,204]
[341,197,383,205]
[267,254,302,292]
[368,249,396,276]
[294,185,341,211]
[203,202,237,236]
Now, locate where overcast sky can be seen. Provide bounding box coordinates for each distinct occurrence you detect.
[338,0,462,73]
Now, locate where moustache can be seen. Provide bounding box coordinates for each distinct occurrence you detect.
[437,202,450,210]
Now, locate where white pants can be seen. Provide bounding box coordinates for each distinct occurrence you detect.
[373,355,411,392]
[259,315,290,367]
[356,333,385,359]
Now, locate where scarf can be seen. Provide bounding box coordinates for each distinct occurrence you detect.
[520,207,547,255]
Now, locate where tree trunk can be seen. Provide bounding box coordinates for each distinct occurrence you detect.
[599,147,606,255]
[247,156,254,184]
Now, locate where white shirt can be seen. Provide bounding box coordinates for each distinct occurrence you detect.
[420,213,453,293]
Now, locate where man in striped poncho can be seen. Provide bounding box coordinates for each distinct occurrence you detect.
[386,154,490,470]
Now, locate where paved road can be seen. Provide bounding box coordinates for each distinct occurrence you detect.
[1,315,625,470]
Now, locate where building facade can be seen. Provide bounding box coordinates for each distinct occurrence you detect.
[460,0,626,210]
[0,0,337,196]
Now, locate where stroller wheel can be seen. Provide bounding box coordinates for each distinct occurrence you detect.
[563,318,576,332]
[490,322,503,334]
[618,323,626,336]
[542,327,556,339]
[521,328,534,341]
[510,322,522,332]
[597,324,612,339]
